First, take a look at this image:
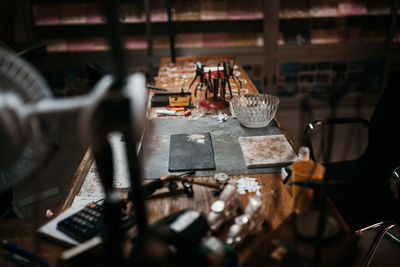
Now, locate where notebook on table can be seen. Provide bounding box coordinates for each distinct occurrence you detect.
[168,132,216,172]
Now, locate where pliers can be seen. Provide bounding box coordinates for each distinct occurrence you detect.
[228,60,242,94]
[191,64,206,97]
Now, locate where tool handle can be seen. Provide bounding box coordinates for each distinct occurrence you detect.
[147,189,186,200]
[180,177,220,189]
[142,178,163,196]
[147,85,168,91]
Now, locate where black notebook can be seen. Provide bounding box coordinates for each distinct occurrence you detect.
[168,133,216,172]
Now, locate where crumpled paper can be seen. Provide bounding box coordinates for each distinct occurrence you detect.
[216,112,228,122]
[236,177,261,194]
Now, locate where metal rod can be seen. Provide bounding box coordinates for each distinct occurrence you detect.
[387,231,400,245]
[124,129,148,234]
[101,0,126,87]
[144,0,153,56]
[361,223,396,267]
[25,75,112,120]
[166,0,176,63]
[104,192,123,265]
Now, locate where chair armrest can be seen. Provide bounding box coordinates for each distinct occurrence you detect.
[304,117,369,160]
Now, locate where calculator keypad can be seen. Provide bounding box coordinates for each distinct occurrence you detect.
[57,200,105,242]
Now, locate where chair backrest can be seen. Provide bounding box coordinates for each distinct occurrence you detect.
[389,166,400,222]
[365,68,400,178]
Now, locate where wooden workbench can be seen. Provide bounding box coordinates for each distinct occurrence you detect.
[105,56,296,260]
[145,55,293,219]
[0,56,353,266]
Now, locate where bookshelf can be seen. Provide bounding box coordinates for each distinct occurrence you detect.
[269,0,399,98]
[27,0,399,98]
[30,1,264,52]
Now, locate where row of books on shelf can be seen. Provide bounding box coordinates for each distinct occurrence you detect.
[33,0,396,26]
[277,60,384,96]
[279,27,386,45]
[44,33,263,52]
[280,0,391,18]
[32,0,263,26]
[43,27,388,52]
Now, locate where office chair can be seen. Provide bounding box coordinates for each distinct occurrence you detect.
[304,68,400,266]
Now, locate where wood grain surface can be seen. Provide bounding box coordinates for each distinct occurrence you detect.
[56,148,95,216]
[0,219,65,267]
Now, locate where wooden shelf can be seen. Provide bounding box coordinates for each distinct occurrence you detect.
[43,46,263,55]
[279,12,390,20]
[35,19,263,38]
[36,24,146,38]
[35,18,264,26]
[36,47,265,70]
[153,46,264,57]
[276,43,387,61]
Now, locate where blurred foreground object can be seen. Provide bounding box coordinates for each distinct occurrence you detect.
[0,46,54,192]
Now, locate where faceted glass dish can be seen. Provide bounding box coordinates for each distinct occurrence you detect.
[230,94,279,128]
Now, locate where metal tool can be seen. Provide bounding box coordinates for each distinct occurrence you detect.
[204,70,212,99]
[144,172,195,200]
[227,60,242,93]
[199,68,229,109]
[141,171,195,196]
[217,62,227,100]
[146,84,168,92]
[223,61,233,98]
[179,177,221,189]
[146,181,194,200]
[190,63,206,96]
[141,171,222,201]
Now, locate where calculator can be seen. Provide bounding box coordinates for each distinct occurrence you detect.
[57,199,135,242]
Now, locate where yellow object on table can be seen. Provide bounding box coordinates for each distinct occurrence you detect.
[291,161,325,211]
[169,95,190,106]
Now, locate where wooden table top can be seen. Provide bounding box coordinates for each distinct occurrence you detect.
[146,55,295,229]
[0,56,334,267]
[0,219,65,267]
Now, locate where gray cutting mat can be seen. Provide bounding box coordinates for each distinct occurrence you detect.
[139,117,285,179]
